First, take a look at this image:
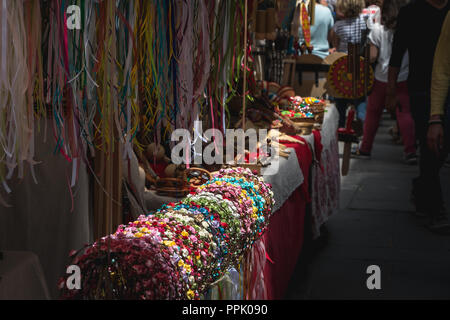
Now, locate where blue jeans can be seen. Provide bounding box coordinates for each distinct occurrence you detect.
[357,99,367,122]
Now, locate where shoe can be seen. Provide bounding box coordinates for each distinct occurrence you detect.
[351,148,371,159]
[388,126,400,142]
[404,153,418,165]
[427,215,450,235]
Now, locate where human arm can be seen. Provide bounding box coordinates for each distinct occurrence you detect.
[386,7,409,111]
[329,27,340,51]
[369,43,378,64]
[427,13,450,156]
[430,13,450,118]
[327,6,336,52]
[386,67,400,112]
[367,27,380,64]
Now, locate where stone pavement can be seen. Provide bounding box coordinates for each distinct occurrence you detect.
[286,114,450,300]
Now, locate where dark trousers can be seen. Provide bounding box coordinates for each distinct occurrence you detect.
[409,91,450,216]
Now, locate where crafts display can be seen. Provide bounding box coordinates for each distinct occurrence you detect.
[280,109,314,120]
[276,96,328,124]
[302,97,326,108]
[58,167,274,300]
[289,96,325,111]
[253,82,328,135]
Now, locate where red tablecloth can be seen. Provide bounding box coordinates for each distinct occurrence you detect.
[262,135,313,300]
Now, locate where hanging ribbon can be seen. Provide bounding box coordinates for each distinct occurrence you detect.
[300,2,311,48]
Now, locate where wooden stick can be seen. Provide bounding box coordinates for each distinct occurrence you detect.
[105,134,112,236]
[289,61,296,87]
[112,137,122,230]
[309,0,316,26]
[93,1,123,239]
[94,151,105,240]
[242,0,248,131]
[341,141,351,176]
[364,44,370,97]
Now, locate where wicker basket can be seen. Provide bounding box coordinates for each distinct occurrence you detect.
[224,163,262,175]
[291,116,316,124]
[310,105,325,113]
[309,103,325,125]
[314,111,325,124]
[184,168,213,188]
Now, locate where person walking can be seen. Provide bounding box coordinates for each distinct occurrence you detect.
[355,0,417,164]
[427,11,450,228]
[387,0,450,232]
[330,0,369,128]
[298,1,335,59]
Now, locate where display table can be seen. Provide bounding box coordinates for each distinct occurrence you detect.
[0,251,50,300]
[262,105,340,299]
[204,104,340,300]
[310,106,340,238]
[0,105,338,300]
[262,133,313,300]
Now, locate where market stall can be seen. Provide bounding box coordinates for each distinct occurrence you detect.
[203,103,339,300]
[0,0,341,300]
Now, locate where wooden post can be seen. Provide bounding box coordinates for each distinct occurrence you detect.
[242,0,248,131]
[93,0,123,240]
[309,0,316,25]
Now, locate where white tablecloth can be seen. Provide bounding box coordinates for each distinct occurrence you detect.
[0,251,50,300]
[310,105,341,238]
[261,147,304,213]
[204,104,341,299]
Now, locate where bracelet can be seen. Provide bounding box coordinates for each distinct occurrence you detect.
[428,120,443,125]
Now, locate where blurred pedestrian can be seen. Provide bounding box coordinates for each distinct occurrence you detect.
[355,0,417,164]
[330,0,368,128]
[427,11,450,229]
[362,0,383,29]
[387,0,450,231]
[298,0,335,58]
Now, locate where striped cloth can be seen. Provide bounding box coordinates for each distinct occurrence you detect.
[333,16,368,53]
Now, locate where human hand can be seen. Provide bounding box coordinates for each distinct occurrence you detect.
[385,89,398,113]
[427,121,444,156]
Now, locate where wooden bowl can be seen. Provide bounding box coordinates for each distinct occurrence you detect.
[314,112,325,124]
[156,178,190,198]
[294,122,314,135]
[184,168,213,188]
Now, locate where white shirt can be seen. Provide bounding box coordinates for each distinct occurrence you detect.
[368,23,409,83]
[362,5,381,29]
